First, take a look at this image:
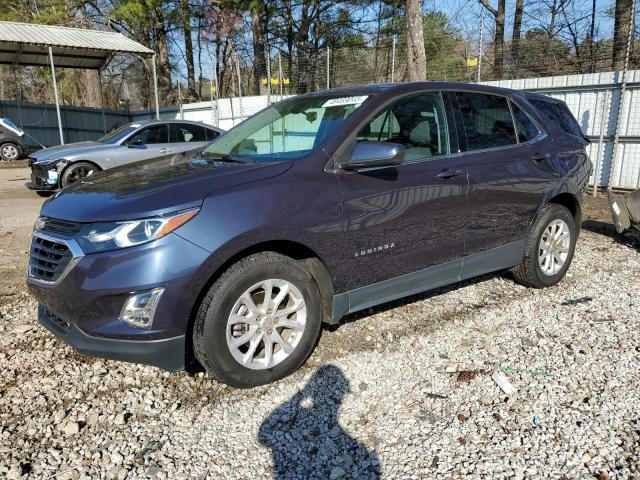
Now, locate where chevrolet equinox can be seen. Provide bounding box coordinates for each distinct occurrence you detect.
[28,82,591,388]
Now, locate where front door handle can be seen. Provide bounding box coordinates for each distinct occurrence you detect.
[436,168,464,179]
[532,152,550,162]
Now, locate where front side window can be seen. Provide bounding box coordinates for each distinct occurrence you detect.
[129,125,169,145]
[204,95,369,162]
[510,102,540,142]
[357,92,449,162]
[455,92,517,151]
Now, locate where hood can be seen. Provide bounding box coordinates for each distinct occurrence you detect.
[30,141,108,162]
[40,156,292,222]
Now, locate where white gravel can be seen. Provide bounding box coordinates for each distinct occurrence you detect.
[1,227,639,479]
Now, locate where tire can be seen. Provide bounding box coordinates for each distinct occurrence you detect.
[193,252,323,388]
[0,142,20,161]
[61,161,98,187]
[512,203,577,288]
[36,191,54,198]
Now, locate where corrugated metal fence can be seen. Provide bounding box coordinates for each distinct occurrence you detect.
[483,70,640,190]
[3,70,639,189]
[0,100,131,148]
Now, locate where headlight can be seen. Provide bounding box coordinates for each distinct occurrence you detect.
[76,208,199,253]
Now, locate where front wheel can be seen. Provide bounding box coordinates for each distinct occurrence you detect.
[61,161,98,187]
[193,252,323,388]
[512,204,577,288]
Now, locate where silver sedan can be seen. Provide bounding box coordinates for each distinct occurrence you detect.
[27,119,223,194]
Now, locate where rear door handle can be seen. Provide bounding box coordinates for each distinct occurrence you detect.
[436,168,464,179]
[159,148,174,154]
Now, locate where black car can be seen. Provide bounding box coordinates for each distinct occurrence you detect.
[0,115,26,161]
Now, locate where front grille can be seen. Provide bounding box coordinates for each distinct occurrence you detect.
[38,217,84,236]
[29,235,73,282]
[30,163,51,188]
[42,306,70,332]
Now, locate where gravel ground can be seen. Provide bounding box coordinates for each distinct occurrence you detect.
[1,167,639,479]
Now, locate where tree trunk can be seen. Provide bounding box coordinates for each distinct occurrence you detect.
[478,0,505,78]
[613,0,634,71]
[251,6,268,95]
[494,0,505,78]
[181,0,197,100]
[405,0,426,81]
[153,3,172,99]
[511,0,524,72]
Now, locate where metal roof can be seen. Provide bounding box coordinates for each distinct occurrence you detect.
[0,21,154,69]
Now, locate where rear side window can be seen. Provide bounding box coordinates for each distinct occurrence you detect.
[206,128,220,141]
[455,92,516,151]
[529,99,583,137]
[510,102,539,142]
[172,123,207,142]
[357,91,449,162]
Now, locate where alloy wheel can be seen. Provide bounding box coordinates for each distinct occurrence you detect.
[538,219,571,276]
[1,144,18,160]
[226,279,307,370]
[67,165,94,183]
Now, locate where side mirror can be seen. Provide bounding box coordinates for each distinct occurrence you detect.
[128,138,144,148]
[337,142,405,171]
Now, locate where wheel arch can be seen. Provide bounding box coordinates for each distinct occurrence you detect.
[547,191,582,232]
[60,160,102,184]
[184,239,335,372]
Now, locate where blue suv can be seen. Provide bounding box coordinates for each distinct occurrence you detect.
[27,82,591,387]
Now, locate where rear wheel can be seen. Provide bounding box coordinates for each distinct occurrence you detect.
[0,142,20,161]
[61,161,98,187]
[193,252,323,388]
[513,204,577,288]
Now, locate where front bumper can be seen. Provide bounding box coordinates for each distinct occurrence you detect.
[38,304,186,371]
[26,161,59,191]
[27,231,216,371]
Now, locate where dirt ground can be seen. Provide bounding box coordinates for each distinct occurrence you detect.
[0,168,44,298]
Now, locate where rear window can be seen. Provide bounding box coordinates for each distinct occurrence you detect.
[529,98,583,138]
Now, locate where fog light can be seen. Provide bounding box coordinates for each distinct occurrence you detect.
[120,288,164,329]
[47,170,59,185]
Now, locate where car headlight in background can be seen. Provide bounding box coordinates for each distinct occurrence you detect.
[76,208,199,253]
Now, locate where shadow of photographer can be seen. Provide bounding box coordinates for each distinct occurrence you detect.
[258,365,380,479]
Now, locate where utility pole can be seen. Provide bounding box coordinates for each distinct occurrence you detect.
[609,0,636,191]
[266,46,271,105]
[477,14,484,83]
[236,56,243,122]
[391,35,397,83]
[326,46,330,89]
[177,77,183,119]
[278,51,284,101]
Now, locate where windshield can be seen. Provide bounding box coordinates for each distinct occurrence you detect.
[98,124,139,144]
[203,94,369,162]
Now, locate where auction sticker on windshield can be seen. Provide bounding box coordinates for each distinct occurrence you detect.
[322,96,368,108]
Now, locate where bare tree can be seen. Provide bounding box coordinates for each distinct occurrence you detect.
[512,0,524,74]
[613,0,634,70]
[181,0,197,99]
[478,0,506,77]
[405,0,427,81]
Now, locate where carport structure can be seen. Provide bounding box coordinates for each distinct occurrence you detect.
[0,21,159,145]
